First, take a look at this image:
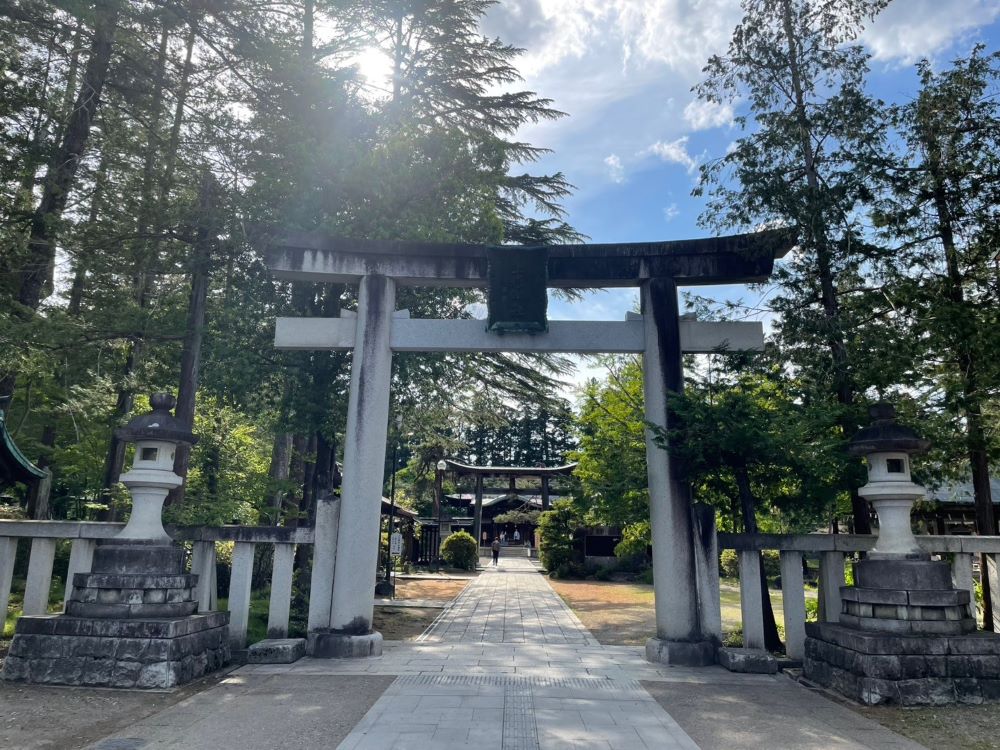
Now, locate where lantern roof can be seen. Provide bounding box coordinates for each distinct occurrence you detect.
[115,393,198,446]
[847,403,930,456]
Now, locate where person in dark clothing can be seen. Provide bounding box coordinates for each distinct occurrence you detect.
[491,538,501,566]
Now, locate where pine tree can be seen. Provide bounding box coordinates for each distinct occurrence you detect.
[694,0,890,532]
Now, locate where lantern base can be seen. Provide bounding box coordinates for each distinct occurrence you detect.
[2,538,231,689]
[803,622,1000,705]
[2,611,230,689]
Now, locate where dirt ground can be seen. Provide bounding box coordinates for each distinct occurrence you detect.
[547,578,656,645]
[372,576,469,640]
[0,667,238,750]
[387,577,469,602]
[851,703,1000,750]
[548,577,814,645]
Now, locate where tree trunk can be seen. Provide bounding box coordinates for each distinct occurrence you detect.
[17,0,120,314]
[69,132,112,315]
[97,343,139,521]
[25,425,55,519]
[286,433,307,527]
[159,19,197,204]
[166,172,218,507]
[267,432,293,524]
[735,466,783,652]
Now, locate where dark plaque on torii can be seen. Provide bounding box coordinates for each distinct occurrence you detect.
[486,246,548,334]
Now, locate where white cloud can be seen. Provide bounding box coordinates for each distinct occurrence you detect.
[663,203,679,221]
[603,153,625,182]
[683,99,734,130]
[646,137,698,173]
[863,0,1000,63]
[477,0,1000,209]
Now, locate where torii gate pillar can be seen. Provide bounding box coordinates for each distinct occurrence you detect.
[308,275,395,658]
[642,278,721,665]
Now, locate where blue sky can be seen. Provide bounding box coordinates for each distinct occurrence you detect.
[475,0,1000,391]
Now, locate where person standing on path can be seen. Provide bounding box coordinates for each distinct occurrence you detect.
[491,537,500,566]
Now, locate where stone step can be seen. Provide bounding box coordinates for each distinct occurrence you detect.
[480,546,534,557]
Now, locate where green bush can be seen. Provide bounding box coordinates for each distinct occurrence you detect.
[723,626,743,648]
[552,561,587,579]
[720,549,738,577]
[538,499,580,575]
[441,531,478,570]
[805,596,818,622]
[614,520,650,559]
[762,549,780,579]
[720,549,780,580]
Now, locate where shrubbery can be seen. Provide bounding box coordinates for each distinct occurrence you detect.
[441,530,478,570]
[719,548,780,580]
[538,500,580,576]
[613,520,650,560]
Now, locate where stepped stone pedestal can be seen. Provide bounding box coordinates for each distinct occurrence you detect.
[803,557,1000,705]
[803,404,1000,705]
[2,393,230,689]
[3,541,230,689]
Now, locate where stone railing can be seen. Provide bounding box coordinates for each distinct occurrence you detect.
[0,520,314,650]
[717,532,1000,660]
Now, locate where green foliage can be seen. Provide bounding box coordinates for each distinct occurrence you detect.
[538,499,580,576]
[662,361,847,534]
[165,397,271,526]
[572,358,649,528]
[720,549,739,578]
[440,530,478,571]
[0,0,579,530]
[614,520,650,560]
[720,549,780,580]
[493,510,541,526]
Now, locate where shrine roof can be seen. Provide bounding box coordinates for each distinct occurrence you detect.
[261,227,795,288]
[0,409,45,487]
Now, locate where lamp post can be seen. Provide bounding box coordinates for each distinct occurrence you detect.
[436,459,447,565]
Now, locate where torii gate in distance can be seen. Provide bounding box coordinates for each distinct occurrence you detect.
[262,228,794,664]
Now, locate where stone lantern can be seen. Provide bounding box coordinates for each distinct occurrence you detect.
[115,392,196,543]
[802,402,1000,707]
[3,393,230,689]
[848,402,930,560]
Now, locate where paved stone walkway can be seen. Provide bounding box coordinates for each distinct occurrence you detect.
[85,556,928,750]
[418,557,598,645]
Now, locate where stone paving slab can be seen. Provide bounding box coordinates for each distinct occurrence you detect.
[418,557,599,646]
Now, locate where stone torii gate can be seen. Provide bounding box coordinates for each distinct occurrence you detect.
[440,459,578,547]
[262,229,793,663]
